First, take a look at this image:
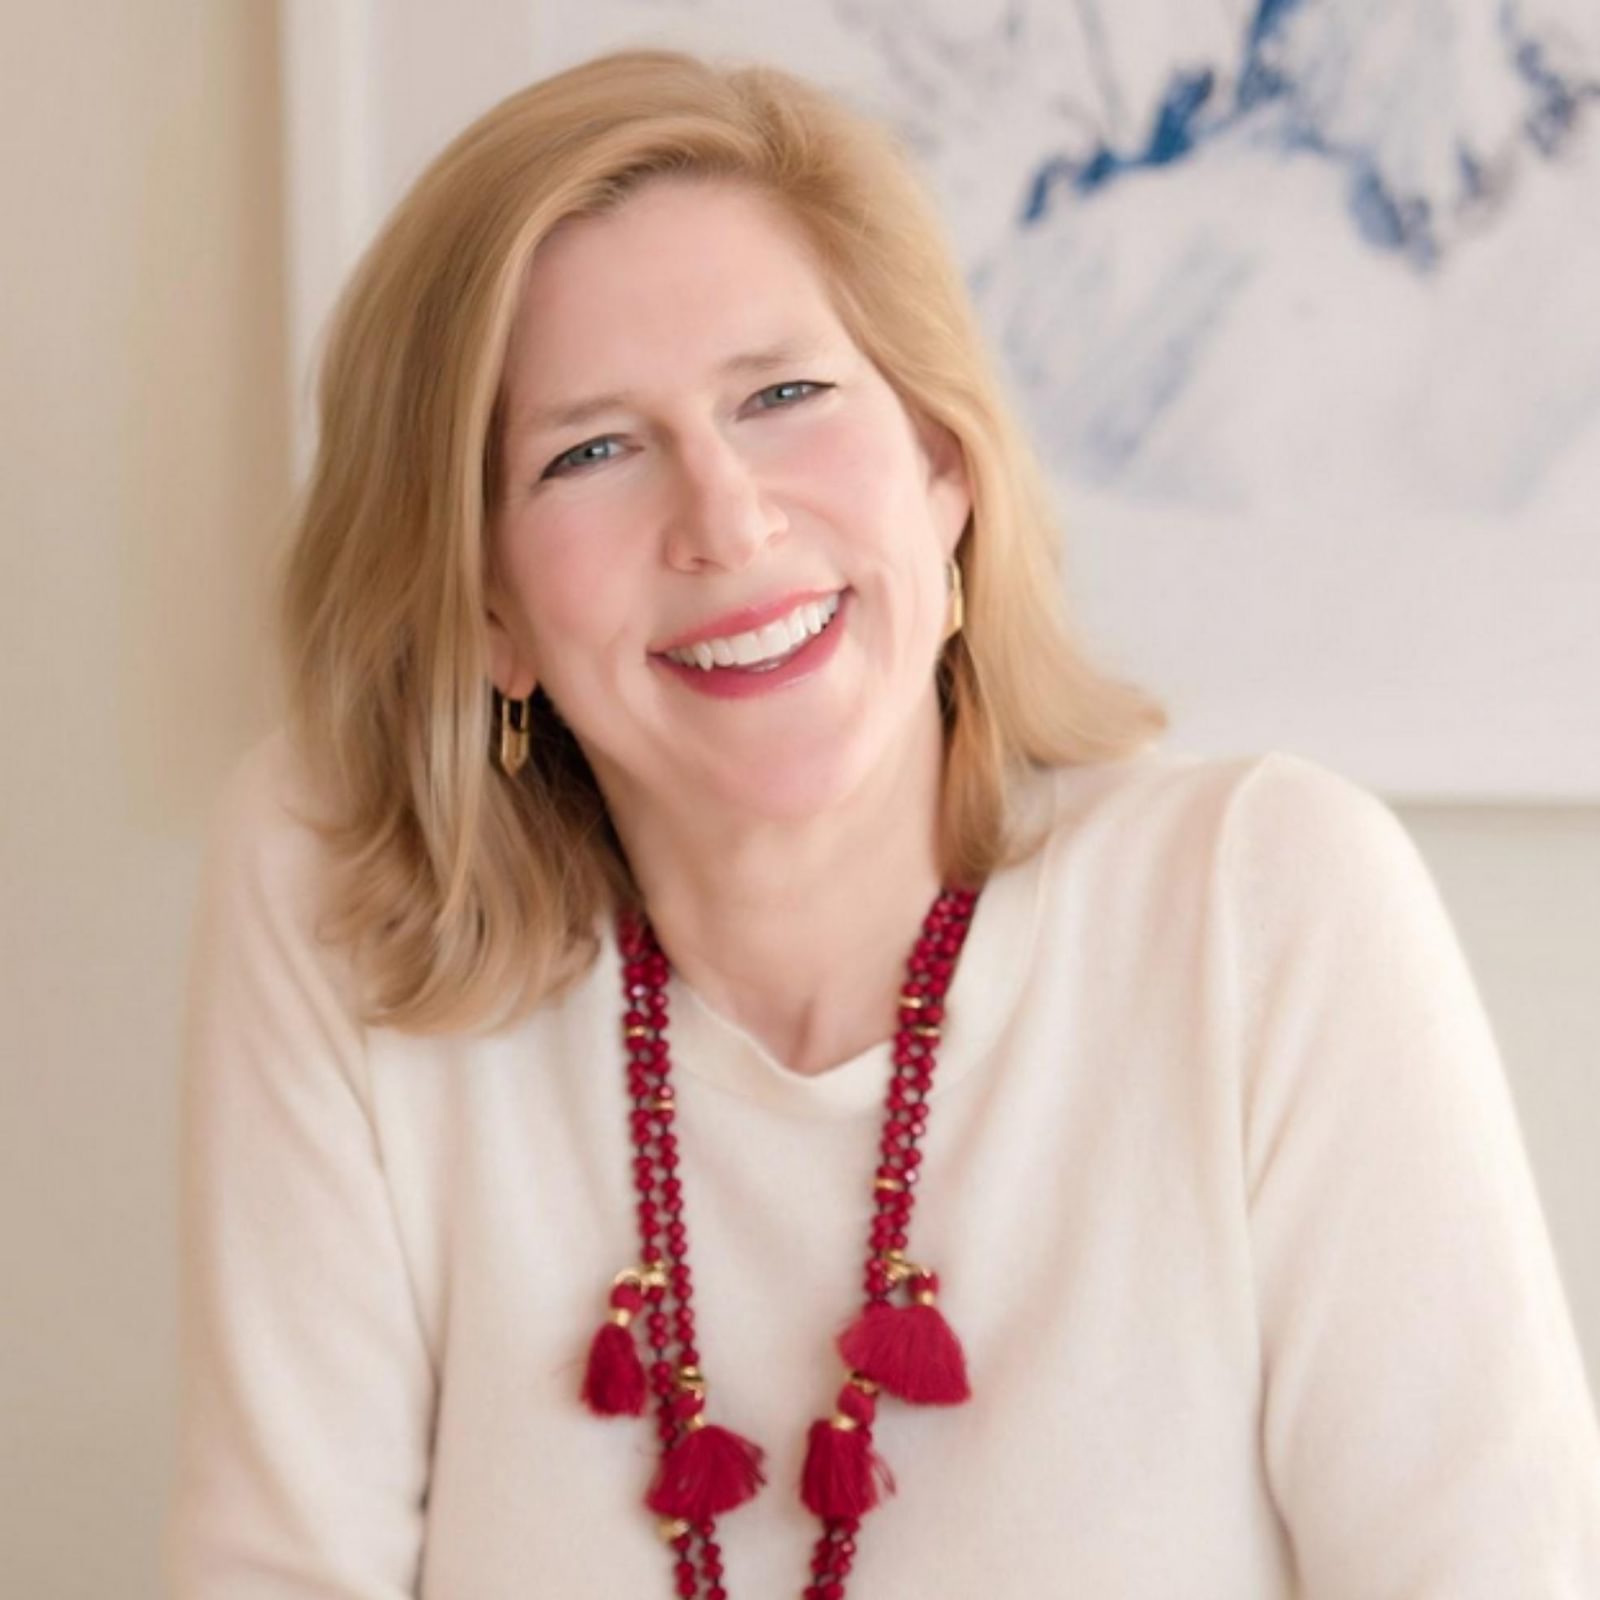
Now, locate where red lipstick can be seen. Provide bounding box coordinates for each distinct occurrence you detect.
[650,590,851,701]
[651,588,844,655]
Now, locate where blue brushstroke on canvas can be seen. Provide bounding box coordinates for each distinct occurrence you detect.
[1019,0,1599,271]
[563,0,1600,516]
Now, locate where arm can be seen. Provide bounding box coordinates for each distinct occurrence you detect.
[165,736,436,1598]
[1229,753,1600,1597]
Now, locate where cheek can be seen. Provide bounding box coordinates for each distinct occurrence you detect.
[793,410,914,541]
[498,501,641,649]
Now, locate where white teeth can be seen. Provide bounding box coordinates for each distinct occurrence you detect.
[665,592,843,670]
[757,621,792,657]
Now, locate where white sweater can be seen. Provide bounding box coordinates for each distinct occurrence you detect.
[166,733,1600,1598]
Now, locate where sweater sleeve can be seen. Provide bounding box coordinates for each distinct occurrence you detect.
[1228,752,1600,1597]
[165,736,436,1598]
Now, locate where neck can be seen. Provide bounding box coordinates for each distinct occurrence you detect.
[597,701,947,1078]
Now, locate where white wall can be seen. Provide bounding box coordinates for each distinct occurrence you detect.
[1400,807,1600,1390]
[1,9,1595,1596]
[0,3,285,1595]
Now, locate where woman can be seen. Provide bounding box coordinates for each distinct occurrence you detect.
[167,48,1600,1599]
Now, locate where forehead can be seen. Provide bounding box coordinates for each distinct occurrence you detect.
[502,178,851,408]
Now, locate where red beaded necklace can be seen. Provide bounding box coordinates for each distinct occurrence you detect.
[579,885,981,1598]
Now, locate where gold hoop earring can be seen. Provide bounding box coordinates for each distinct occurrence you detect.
[942,558,965,644]
[496,689,534,776]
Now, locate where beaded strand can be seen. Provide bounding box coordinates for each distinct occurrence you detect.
[614,883,979,1598]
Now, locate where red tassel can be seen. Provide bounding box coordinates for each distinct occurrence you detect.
[645,1412,766,1519]
[800,1419,896,1518]
[837,1274,971,1404]
[581,1280,647,1416]
[581,1321,647,1415]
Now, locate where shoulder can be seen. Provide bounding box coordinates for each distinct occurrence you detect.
[201,727,341,903]
[1212,752,1435,939]
[1037,744,1401,853]
[1025,745,1423,924]
[1023,748,1462,1065]
[1062,749,1458,1020]
[192,727,356,1000]
[183,727,379,1108]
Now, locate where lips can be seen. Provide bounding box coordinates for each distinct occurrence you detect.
[652,587,852,700]
[651,587,844,655]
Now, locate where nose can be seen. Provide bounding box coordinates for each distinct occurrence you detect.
[660,427,787,573]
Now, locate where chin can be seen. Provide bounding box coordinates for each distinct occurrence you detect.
[713,761,865,825]
[699,730,884,825]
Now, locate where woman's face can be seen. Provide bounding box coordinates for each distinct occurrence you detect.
[486,176,971,824]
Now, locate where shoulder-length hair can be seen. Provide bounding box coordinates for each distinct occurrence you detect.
[282,47,1166,1033]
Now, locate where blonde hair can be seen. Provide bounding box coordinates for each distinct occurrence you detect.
[282,48,1167,1033]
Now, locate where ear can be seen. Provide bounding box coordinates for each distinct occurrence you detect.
[913,411,974,561]
[484,578,540,700]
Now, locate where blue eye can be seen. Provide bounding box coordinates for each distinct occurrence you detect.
[754,380,830,408]
[541,437,623,480]
[538,381,831,481]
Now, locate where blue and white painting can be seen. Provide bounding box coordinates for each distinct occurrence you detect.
[332,0,1600,793]
[521,0,1600,524]
[962,0,1600,518]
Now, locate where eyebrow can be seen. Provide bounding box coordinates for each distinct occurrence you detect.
[511,337,835,439]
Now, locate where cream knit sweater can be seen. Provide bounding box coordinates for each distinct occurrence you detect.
[166,734,1600,1597]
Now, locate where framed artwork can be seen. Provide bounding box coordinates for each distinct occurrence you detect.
[281,0,1600,798]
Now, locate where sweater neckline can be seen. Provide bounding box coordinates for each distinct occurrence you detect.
[607,781,1056,1121]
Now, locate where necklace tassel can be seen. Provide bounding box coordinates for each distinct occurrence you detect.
[801,1378,895,1518]
[801,1419,896,1518]
[837,1272,971,1405]
[645,1396,766,1520]
[581,1279,649,1417]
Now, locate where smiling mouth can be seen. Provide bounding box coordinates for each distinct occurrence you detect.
[658,591,843,673]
